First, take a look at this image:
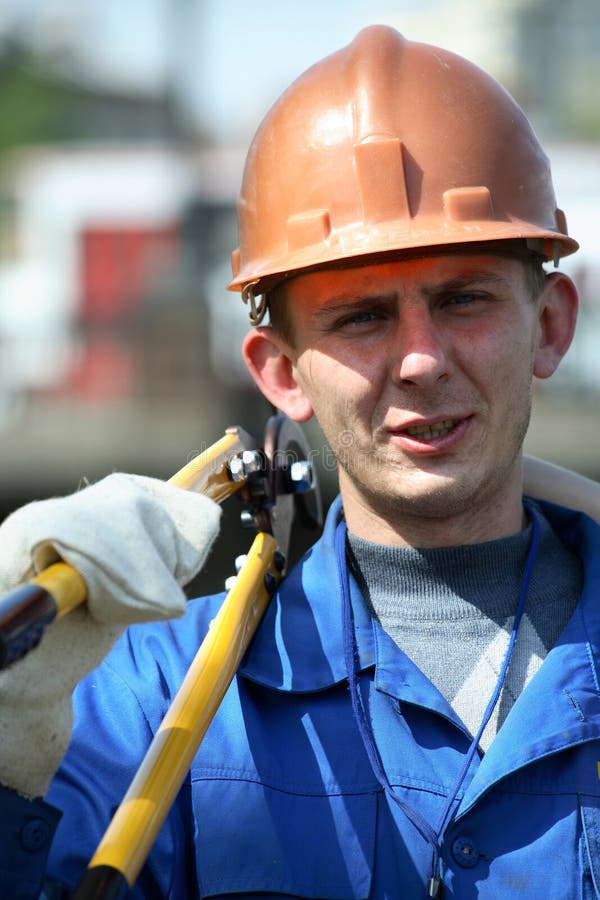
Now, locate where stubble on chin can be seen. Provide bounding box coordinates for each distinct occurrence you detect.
[333,407,531,533]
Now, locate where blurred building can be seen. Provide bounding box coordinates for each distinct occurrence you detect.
[514,0,600,140]
[0,141,268,495]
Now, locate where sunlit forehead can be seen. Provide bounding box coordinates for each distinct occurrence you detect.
[290,254,525,304]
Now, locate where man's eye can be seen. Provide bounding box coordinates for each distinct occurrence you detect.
[448,293,478,305]
[444,292,490,309]
[338,310,383,327]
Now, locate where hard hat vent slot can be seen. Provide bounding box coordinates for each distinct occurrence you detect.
[286,210,332,251]
[555,208,568,236]
[354,138,411,224]
[444,187,495,222]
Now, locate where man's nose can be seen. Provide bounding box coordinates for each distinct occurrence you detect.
[390,309,451,387]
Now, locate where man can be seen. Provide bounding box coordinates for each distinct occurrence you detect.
[1,24,600,899]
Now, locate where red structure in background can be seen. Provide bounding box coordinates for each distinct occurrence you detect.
[64,223,180,401]
[80,224,179,321]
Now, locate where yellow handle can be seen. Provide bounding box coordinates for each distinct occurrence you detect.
[8,425,279,893]
[30,562,88,620]
[168,431,245,499]
[87,531,280,886]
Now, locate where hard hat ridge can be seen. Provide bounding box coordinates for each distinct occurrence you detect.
[230,24,578,317]
[349,29,413,227]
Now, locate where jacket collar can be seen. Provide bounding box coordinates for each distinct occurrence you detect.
[458,502,600,813]
[238,496,375,691]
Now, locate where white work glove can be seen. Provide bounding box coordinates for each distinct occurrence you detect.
[0,473,221,798]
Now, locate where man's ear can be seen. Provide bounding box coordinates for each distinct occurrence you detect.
[242,327,314,422]
[533,272,579,380]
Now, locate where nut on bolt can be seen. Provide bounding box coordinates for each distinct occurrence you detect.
[240,510,255,528]
[228,450,263,482]
[289,460,314,493]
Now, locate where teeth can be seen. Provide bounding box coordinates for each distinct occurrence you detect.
[404,419,457,440]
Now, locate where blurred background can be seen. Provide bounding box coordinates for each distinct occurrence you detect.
[0,0,598,589]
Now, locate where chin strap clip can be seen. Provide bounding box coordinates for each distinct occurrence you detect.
[242,280,268,325]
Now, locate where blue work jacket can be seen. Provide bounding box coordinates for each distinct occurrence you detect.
[4,497,600,899]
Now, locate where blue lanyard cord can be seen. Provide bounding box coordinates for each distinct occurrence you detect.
[337,521,439,849]
[430,501,541,884]
[336,502,541,897]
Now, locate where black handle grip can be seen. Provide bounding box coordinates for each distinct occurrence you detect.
[0,583,57,668]
[71,865,130,900]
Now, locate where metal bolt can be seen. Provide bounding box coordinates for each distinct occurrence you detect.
[289,460,314,493]
[228,456,245,482]
[228,450,263,483]
[240,510,255,528]
[241,450,263,474]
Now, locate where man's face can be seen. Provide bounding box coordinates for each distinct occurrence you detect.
[276,253,548,544]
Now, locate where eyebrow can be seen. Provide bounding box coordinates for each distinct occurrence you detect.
[313,270,511,320]
[421,271,512,297]
[312,293,397,324]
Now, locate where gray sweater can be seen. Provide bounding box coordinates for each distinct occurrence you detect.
[347,504,582,750]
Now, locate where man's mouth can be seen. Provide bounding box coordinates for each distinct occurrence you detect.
[402,419,459,441]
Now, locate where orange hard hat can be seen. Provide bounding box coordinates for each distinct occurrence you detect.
[229,25,578,319]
